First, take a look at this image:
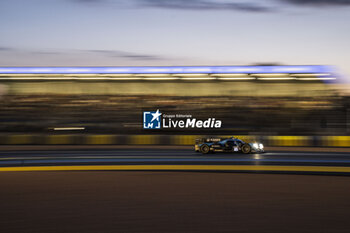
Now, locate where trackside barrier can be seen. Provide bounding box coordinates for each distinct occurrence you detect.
[321,136,350,147]
[268,136,311,147]
[0,135,350,147]
[86,135,116,145]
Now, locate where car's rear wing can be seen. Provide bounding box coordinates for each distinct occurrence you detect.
[195,137,222,145]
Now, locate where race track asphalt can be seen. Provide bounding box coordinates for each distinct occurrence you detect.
[1,171,350,233]
[0,147,350,172]
[1,147,350,232]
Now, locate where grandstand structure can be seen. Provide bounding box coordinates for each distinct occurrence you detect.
[0,65,347,135]
[0,65,339,96]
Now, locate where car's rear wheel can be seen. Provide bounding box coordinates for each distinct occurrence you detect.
[200,144,210,154]
[242,144,251,154]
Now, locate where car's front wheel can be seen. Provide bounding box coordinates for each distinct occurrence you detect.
[242,144,251,154]
[200,144,210,154]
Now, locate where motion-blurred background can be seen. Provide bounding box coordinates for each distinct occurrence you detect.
[0,0,349,146]
[0,68,346,136]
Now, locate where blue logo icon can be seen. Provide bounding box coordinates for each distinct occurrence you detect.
[143,109,162,129]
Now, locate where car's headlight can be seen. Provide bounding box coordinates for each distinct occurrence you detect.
[253,143,258,148]
[259,143,264,149]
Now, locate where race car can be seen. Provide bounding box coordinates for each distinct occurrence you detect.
[195,137,264,154]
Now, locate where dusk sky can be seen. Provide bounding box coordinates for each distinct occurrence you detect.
[0,0,349,75]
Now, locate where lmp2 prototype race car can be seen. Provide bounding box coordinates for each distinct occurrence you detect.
[195,137,264,154]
